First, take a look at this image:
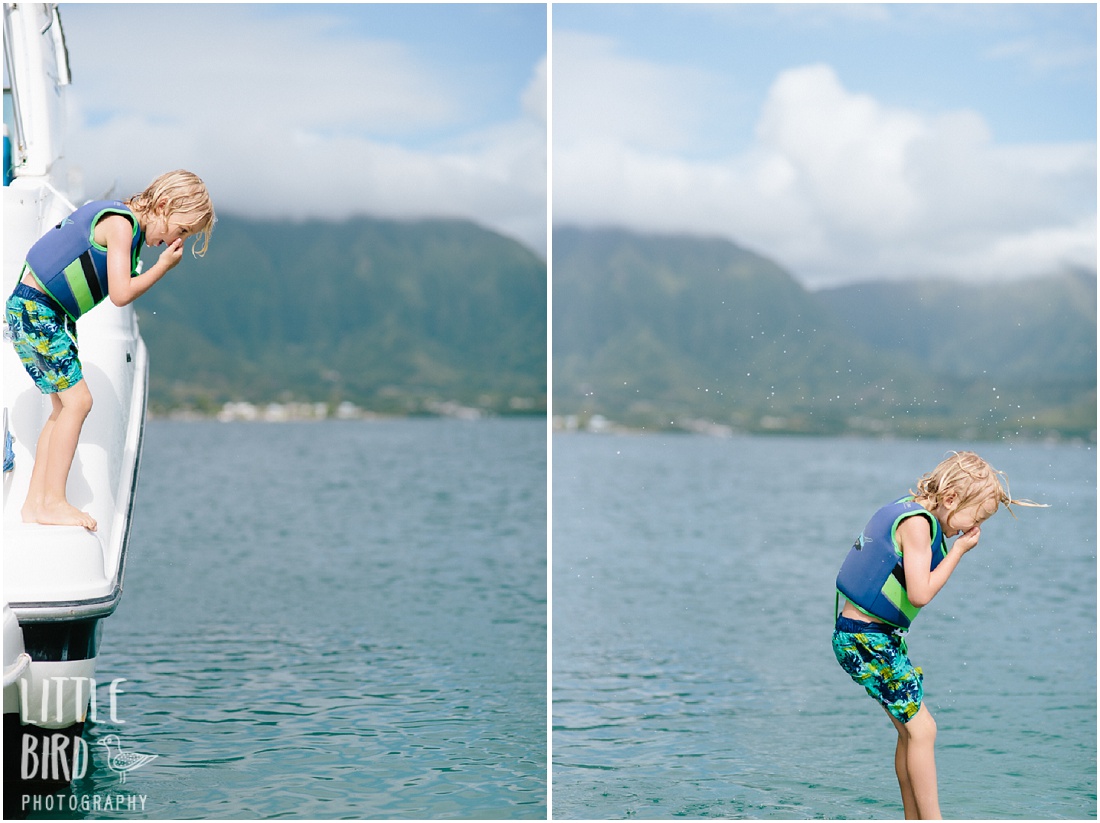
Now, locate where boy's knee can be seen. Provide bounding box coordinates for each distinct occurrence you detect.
[60,383,93,417]
[75,392,93,417]
[906,705,936,742]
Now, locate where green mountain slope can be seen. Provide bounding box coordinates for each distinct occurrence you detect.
[817,271,1096,380]
[553,226,1095,439]
[136,215,547,415]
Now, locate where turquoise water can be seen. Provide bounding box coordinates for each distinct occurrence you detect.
[27,418,546,819]
[553,433,1095,819]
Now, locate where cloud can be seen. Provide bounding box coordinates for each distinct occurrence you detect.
[552,32,727,155]
[60,6,546,256]
[554,48,1096,286]
[523,56,548,125]
[985,33,1097,77]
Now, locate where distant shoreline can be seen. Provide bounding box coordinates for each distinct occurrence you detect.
[551,413,1095,444]
[147,399,545,423]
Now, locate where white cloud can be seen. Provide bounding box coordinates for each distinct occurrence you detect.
[985,34,1097,76]
[70,7,462,136]
[754,64,927,238]
[554,52,1096,286]
[60,6,547,256]
[552,32,724,155]
[523,56,548,126]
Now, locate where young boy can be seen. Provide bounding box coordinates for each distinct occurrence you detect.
[6,170,215,531]
[832,451,1044,819]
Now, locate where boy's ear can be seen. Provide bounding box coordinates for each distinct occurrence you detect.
[942,490,959,510]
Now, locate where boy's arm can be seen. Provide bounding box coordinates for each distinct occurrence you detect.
[102,215,183,307]
[899,516,981,608]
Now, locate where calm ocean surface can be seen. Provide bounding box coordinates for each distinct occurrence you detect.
[553,433,1095,819]
[34,418,546,820]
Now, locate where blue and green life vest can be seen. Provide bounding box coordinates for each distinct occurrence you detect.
[835,497,947,629]
[23,200,143,321]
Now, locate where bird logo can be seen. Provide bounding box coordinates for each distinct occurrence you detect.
[98,734,157,783]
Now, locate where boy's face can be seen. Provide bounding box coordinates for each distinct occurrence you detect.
[943,493,998,537]
[147,209,204,248]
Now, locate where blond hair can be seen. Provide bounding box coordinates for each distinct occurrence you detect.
[128,170,215,257]
[912,451,1047,518]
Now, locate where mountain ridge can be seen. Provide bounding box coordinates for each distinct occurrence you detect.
[553,225,1095,440]
[136,213,547,416]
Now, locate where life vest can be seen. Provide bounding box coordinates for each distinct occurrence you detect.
[835,497,947,629]
[23,200,143,321]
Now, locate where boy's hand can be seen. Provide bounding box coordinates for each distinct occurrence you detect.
[159,238,184,271]
[952,525,981,555]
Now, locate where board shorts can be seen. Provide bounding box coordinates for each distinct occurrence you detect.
[6,282,83,394]
[833,615,923,723]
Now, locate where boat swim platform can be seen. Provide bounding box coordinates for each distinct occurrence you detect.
[3,523,114,616]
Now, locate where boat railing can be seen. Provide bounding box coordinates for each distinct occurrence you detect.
[3,4,29,171]
[3,3,71,183]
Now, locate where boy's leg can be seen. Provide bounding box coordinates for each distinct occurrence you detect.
[835,623,938,817]
[891,704,940,820]
[20,393,61,521]
[22,381,95,530]
[887,710,919,819]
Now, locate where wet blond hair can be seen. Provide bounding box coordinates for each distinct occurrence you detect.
[912,451,1047,519]
[128,170,215,257]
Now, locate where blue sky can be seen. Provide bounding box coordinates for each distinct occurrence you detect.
[553,3,1096,286]
[58,3,547,254]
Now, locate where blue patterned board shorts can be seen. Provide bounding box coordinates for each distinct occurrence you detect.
[833,615,923,723]
[6,282,82,394]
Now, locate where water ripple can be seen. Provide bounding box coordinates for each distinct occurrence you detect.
[21,420,545,820]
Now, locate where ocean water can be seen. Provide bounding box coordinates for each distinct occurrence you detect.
[553,433,1095,819]
[27,418,546,819]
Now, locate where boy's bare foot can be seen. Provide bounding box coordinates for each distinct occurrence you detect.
[26,500,97,531]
